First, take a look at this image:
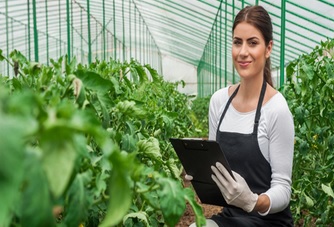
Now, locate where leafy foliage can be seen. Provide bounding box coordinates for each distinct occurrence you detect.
[0,51,206,227]
[281,38,334,226]
[189,96,211,138]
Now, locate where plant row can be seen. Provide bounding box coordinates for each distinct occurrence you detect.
[0,50,206,227]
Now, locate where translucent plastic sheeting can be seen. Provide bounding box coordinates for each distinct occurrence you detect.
[0,0,333,96]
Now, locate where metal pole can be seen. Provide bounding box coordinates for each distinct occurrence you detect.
[66,0,71,63]
[113,0,116,60]
[81,8,83,62]
[224,1,227,87]
[45,0,49,65]
[122,0,125,62]
[280,0,286,87]
[103,0,106,60]
[219,7,222,88]
[32,0,39,62]
[71,0,74,60]
[232,0,235,83]
[5,0,9,76]
[87,0,92,63]
[129,0,132,60]
[58,0,62,57]
[27,0,31,61]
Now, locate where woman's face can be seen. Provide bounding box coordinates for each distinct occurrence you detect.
[232,22,272,80]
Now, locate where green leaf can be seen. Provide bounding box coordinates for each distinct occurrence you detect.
[0,116,25,226]
[145,64,161,83]
[21,148,56,227]
[301,61,314,80]
[0,49,5,61]
[137,137,162,162]
[157,178,186,227]
[123,211,149,226]
[9,49,28,64]
[304,193,314,207]
[184,188,206,227]
[321,184,334,199]
[99,151,134,227]
[286,61,297,81]
[63,171,92,226]
[40,130,77,198]
[75,70,113,93]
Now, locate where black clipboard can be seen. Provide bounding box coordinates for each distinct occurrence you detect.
[170,138,235,207]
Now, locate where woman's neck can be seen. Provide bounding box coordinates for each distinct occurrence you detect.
[232,78,264,112]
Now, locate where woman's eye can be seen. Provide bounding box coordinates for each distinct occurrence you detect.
[249,41,258,46]
[233,40,241,45]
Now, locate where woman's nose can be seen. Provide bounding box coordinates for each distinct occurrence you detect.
[239,44,249,57]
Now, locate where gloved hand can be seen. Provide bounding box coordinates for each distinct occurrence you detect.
[211,162,258,212]
[184,174,193,181]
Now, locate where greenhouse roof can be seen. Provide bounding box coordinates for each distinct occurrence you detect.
[1,0,334,87]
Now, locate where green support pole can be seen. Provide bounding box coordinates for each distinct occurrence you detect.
[219,8,222,88]
[122,0,125,62]
[113,0,116,60]
[11,20,14,51]
[71,0,74,60]
[214,22,217,91]
[87,0,92,64]
[58,0,62,57]
[139,19,142,63]
[5,0,9,76]
[103,0,106,60]
[81,9,83,62]
[256,0,259,5]
[27,0,31,61]
[232,0,235,83]
[32,0,39,62]
[66,0,71,63]
[45,0,49,65]
[96,23,98,58]
[129,0,132,59]
[280,0,286,87]
[135,9,137,60]
[224,1,227,87]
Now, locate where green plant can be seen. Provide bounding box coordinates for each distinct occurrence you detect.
[189,96,211,138]
[0,50,206,227]
[281,38,334,226]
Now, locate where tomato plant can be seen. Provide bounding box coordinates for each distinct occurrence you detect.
[281,38,334,226]
[0,50,205,227]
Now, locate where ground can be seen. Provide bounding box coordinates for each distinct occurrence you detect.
[176,177,222,227]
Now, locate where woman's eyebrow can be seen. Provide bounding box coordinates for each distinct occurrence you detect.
[233,36,259,40]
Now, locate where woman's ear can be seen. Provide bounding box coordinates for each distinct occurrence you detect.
[266,40,273,58]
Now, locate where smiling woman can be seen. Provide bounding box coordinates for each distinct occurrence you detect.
[188,5,295,227]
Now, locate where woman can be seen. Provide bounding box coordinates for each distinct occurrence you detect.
[190,5,294,227]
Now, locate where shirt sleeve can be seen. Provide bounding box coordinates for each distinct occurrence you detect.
[208,88,228,140]
[264,95,295,214]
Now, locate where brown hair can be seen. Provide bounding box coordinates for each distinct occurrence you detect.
[233,5,273,87]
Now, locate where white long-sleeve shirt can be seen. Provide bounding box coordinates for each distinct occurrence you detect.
[209,86,294,214]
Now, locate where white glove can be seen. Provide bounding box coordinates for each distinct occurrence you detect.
[184,174,193,181]
[211,162,258,212]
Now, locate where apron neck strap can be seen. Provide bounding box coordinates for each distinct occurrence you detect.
[253,79,267,134]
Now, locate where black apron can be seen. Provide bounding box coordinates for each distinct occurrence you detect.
[211,80,294,227]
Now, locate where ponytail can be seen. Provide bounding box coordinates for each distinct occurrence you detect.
[264,57,273,87]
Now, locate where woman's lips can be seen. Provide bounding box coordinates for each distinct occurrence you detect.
[238,61,251,67]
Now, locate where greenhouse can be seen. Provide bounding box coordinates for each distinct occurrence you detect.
[0,0,334,226]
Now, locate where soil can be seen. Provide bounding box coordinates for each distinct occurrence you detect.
[176,176,222,227]
[175,176,314,227]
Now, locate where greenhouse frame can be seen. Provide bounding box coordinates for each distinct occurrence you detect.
[1,1,334,227]
[1,0,333,96]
